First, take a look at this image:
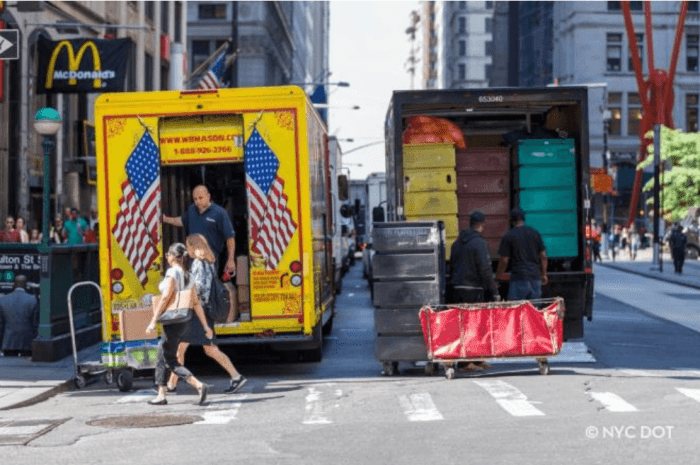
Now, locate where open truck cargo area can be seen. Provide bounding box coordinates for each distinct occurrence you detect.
[95,86,335,362]
[385,87,594,339]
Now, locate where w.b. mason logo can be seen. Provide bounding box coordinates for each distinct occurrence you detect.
[45,40,116,90]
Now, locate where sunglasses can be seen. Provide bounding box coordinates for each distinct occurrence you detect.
[5,221,14,225]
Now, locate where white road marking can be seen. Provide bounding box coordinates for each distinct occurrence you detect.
[0,424,49,435]
[474,380,545,417]
[303,387,331,425]
[116,389,156,404]
[676,388,700,403]
[398,392,443,422]
[198,395,249,424]
[348,293,355,297]
[589,392,638,412]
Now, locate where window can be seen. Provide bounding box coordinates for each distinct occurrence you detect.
[175,2,182,43]
[486,17,493,34]
[458,63,466,81]
[485,41,493,56]
[687,34,699,72]
[458,17,466,34]
[608,1,642,11]
[687,94,699,133]
[689,2,699,12]
[486,1,493,9]
[161,2,169,34]
[628,93,642,136]
[629,33,643,72]
[191,40,210,71]
[198,3,227,20]
[459,40,466,56]
[607,33,622,72]
[145,1,154,21]
[145,53,154,91]
[459,1,466,9]
[608,92,622,135]
[485,64,492,81]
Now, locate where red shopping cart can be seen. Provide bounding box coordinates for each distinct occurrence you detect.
[419,297,565,379]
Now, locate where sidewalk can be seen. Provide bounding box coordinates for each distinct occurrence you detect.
[595,247,700,290]
[0,341,101,410]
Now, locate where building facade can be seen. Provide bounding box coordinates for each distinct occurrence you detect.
[187,2,329,94]
[420,0,495,89]
[552,1,700,223]
[0,1,186,231]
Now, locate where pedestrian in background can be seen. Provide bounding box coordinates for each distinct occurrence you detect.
[629,224,641,260]
[1,216,20,243]
[669,224,688,274]
[15,217,30,243]
[64,208,87,245]
[49,215,67,244]
[167,234,247,395]
[0,275,39,357]
[146,242,212,406]
[592,222,602,263]
[495,208,548,301]
[30,228,42,244]
[448,210,499,303]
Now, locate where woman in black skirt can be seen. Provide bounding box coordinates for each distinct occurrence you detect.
[167,234,247,394]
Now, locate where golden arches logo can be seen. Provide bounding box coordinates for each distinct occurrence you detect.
[45,40,104,89]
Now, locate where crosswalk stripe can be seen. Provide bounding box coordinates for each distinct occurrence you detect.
[303,387,331,425]
[115,389,156,404]
[198,395,249,424]
[676,388,700,403]
[398,393,443,422]
[588,392,638,412]
[473,380,545,417]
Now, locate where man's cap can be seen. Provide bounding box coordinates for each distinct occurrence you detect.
[510,207,526,222]
[469,210,486,225]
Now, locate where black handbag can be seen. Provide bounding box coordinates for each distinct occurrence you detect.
[154,287,195,325]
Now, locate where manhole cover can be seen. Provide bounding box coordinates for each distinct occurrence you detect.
[87,414,203,429]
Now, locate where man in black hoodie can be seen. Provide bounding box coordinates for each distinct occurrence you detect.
[448,210,500,303]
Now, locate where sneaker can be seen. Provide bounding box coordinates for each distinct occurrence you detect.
[224,375,247,394]
[198,383,209,405]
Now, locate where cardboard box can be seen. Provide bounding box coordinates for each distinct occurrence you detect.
[119,308,157,341]
[238,286,250,303]
[238,301,251,322]
[236,256,249,285]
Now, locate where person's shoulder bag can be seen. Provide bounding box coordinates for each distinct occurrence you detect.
[153,269,195,325]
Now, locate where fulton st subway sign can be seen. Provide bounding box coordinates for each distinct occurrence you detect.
[37,37,131,94]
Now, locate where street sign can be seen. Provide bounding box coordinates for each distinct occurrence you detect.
[0,29,19,60]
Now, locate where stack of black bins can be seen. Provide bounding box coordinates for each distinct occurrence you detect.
[372,221,445,375]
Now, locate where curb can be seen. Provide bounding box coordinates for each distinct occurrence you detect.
[597,262,700,291]
[0,379,73,411]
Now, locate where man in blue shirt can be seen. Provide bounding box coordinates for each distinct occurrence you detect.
[163,185,236,277]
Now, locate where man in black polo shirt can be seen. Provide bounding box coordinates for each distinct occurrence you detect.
[163,185,236,277]
[495,208,548,301]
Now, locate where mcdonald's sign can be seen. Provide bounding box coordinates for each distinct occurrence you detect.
[37,37,131,94]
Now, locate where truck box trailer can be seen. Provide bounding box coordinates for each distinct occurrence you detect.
[385,87,594,339]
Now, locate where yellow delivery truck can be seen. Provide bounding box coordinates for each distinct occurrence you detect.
[95,87,335,388]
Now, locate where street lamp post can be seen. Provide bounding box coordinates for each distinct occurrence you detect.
[33,107,62,252]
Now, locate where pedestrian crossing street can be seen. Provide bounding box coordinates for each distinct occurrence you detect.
[112,367,700,425]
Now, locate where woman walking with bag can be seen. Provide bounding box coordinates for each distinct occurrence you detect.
[146,242,212,406]
[167,234,247,395]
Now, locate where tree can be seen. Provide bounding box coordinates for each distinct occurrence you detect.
[638,126,700,222]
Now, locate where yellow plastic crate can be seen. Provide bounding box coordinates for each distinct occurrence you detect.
[404,168,457,193]
[404,191,458,216]
[403,144,456,170]
[405,214,459,238]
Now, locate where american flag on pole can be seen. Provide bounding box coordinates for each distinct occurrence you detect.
[112,130,161,286]
[245,128,297,269]
[197,48,226,90]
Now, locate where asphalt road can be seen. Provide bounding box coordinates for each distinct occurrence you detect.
[2,263,700,464]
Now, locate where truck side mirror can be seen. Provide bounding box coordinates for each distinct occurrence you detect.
[338,175,348,201]
[373,206,385,223]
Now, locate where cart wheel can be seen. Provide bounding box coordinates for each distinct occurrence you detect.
[74,375,86,389]
[425,363,437,376]
[104,370,114,385]
[116,369,133,392]
[445,367,456,380]
[383,361,398,376]
[538,359,550,376]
